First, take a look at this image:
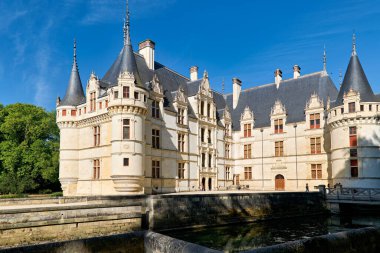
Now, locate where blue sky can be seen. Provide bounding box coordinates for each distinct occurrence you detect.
[1,0,380,110]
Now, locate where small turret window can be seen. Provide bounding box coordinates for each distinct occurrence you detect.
[123,87,130,98]
[348,102,355,113]
[274,119,283,133]
[114,91,119,99]
[123,119,130,140]
[243,123,252,137]
[71,110,76,116]
[134,92,139,100]
[310,113,320,129]
[62,109,67,116]
[90,92,96,112]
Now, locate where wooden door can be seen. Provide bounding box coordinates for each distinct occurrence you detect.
[275,174,285,190]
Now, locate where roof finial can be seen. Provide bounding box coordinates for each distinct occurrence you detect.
[352,31,357,56]
[339,69,342,86]
[123,0,131,46]
[323,44,327,72]
[73,38,78,70]
[222,78,225,93]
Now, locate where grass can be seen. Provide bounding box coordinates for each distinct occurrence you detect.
[0,193,28,199]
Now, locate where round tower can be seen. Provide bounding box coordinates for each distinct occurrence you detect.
[328,35,380,188]
[56,39,85,196]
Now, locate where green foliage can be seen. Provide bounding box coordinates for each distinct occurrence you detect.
[0,193,28,199]
[50,192,63,197]
[0,103,60,194]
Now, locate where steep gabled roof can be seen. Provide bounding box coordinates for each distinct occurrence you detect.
[60,40,85,106]
[226,72,338,130]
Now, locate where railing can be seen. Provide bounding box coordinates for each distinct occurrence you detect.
[326,187,380,202]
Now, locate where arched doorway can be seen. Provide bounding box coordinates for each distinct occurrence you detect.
[208,178,212,191]
[201,177,206,191]
[275,174,285,190]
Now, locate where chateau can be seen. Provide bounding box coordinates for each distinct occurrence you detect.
[56,4,380,196]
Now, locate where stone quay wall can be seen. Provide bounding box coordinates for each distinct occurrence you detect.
[147,192,327,230]
[0,195,144,249]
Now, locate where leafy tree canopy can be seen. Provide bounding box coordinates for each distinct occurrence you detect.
[0,103,59,194]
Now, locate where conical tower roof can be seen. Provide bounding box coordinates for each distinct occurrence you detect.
[60,40,85,106]
[101,1,143,88]
[335,34,376,105]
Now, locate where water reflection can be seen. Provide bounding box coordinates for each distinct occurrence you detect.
[163,215,376,253]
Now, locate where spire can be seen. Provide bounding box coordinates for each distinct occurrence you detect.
[123,0,131,46]
[60,39,85,106]
[323,44,327,73]
[335,34,376,105]
[352,31,357,56]
[101,0,143,87]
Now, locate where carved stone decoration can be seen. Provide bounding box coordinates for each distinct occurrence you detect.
[223,106,231,121]
[326,96,331,110]
[271,100,286,116]
[118,71,135,86]
[306,93,323,110]
[151,74,163,95]
[174,86,187,104]
[199,70,212,95]
[344,88,360,100]
[241,106,254,121]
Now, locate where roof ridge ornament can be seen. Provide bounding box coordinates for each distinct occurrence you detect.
[123,0,131,46]
[73,38,78,71]
[323,44,327,73]
[352,31,357,56]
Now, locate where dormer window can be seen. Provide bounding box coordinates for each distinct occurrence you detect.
[200,101,204,115]
[243,123,251,137]
[134,91,139,100]
[177,108,185,125]
[152,100,160,119]
[225,124,230,137]
[123,86,130,98]
[310,113,320,129]
[348,102,355,113]
[90,92,96,112]
[207,103,211,117]
[274,119,283,133]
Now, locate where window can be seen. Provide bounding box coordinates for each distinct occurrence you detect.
[178,163,185,179]
[71,110,76,116]
[123,119,130,140]
[99,102,102,110]
[178,133,185,152]
[244,144,252,159]
[351,159,358,177]
[369,105,372,111]
[93,159,100,180]
[310,113,320,129]
[79,109,81,115]
[274,119,283,133]
[207,103,211,117]
[123,158,129,166]
[225,167,231,180]
[208,154,212,167]
[311,164,322,179]
[275,141,284,157]
[360,105,364,111]
[105,100,108,108]
[152,160,160,178]
[177,108,185,125]
[123,86,130,98]
[152,100,160,119]
[93,126,100,147]
[90,92,96,112]
[114,91,119,99]
[310,137,321,154]
[152,129,160,149]
[208,130,212,144]
[350,149,358,157]
[200,101,204,115]
[243,123,252,137]
[341,108,344,114]
[201,128,205,142]
[348,102,355,113]
[244,167,252,180]
[84,107,87,113]
[349,126,357,147]
[225,143,230,159]
[134,91,139,100]
[201,153,206,167]
[62,109,67,116]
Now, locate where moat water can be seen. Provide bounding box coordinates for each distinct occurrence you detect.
[163,214,379,252]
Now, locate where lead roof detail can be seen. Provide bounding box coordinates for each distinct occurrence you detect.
[60,40,86,106]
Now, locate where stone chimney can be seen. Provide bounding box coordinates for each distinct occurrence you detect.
[190,66,198,81]
[274,69,282,89]
[138,39,155,70]
[233,78,242,109]
[293,65,301,79]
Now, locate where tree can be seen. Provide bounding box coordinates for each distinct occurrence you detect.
[0,103,60,194]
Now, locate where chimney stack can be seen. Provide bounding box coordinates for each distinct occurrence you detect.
[274,69,282,89]
[190,66,198,81]
[232,78,242,109]
[138,39,155,70]
[293,65,301,79]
